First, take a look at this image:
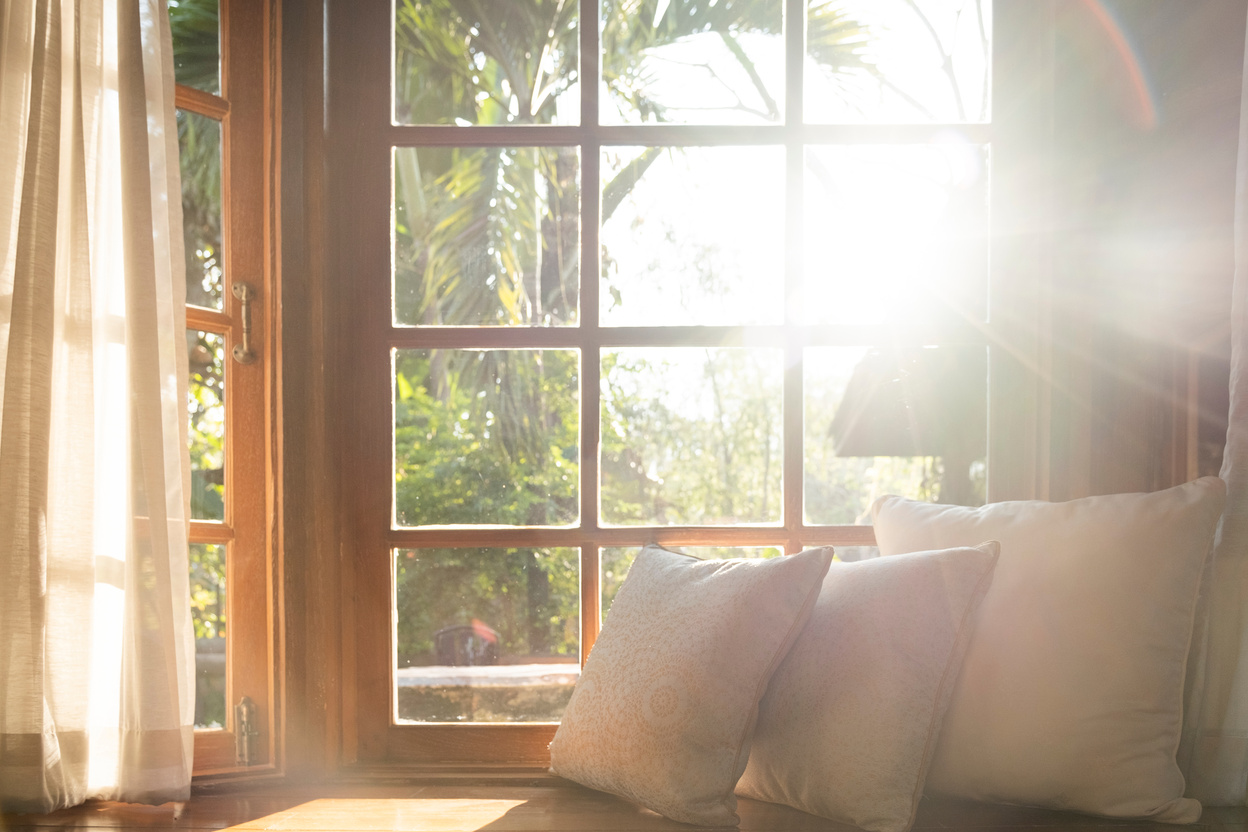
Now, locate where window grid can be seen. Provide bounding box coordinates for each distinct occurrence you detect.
[383,0,993,663]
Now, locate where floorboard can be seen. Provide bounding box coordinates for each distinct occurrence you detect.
[4,774,1247,832]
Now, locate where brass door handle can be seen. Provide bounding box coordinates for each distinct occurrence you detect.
[231,282,258,364]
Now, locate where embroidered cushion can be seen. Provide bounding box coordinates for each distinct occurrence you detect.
[549,543,834,826]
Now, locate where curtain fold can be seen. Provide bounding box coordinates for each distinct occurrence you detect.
[0,0,194,813]
[1180,9,1248,807]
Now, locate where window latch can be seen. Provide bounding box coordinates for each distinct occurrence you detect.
[231,282,258,365]
[234,695,260,766]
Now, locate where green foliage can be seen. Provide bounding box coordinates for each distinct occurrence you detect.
[392,0,877,335]
[189,543,226,640]
[385,1,987,676]
[394,0,578,125]
[600,349,783,525]
[807,0,874,73]
[174,18,226,518]
[394,146,579,328]
[395,548,579,665]
[170,0,223,310]
[176,110,223,310]
[601,0,781,122]
[394,350,579,526]
[171,2,228,729]
[393,349,580,666]
[168,0,220,94]
[187,331,224,520]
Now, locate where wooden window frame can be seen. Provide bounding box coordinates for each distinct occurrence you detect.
[179,0,282,778]
[325,0,1054,767]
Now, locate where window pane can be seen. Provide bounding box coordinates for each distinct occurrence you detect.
[169,0,220,95]
[601,545,781,621]
[804,346,986,524]
[601,146,785,327]
[394,1,579,125]
[177,110,224,310]
[394,147,580,327]
[395,548,580,723]
[191,542,226,729]
[394,349,579,526]
[601,0,784,125]
[831,546,879,562]
[188,330,225,521]
[803,144,989,325]
[601,348,783,525]
[805,0,991,124]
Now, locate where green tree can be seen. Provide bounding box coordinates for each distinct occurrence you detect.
[170,0,228,729]
[389,1,989,675]
[390,0,872,669]
[393,0,877,334]
[600,349,783,525]
[171,0,227,529]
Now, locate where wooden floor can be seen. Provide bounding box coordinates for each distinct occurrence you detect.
[5,770,1248,832]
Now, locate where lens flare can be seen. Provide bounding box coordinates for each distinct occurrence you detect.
[1080,0,1159,130]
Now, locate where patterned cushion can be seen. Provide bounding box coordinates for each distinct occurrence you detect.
[549,544,834,826]
[736,543,999,832]
[872,478,1226,822]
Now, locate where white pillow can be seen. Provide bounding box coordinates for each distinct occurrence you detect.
[549,544,834,826]
[872,477,1226,823]
[737,543,999,832]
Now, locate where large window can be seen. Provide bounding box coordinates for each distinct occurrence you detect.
[333,0,994,762]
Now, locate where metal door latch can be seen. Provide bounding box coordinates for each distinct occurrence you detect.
[231,282,258,365]
[234,695,260,766]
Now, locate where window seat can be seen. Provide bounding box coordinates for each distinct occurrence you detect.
[4,769,1246,832]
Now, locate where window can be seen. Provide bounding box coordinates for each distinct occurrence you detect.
[171,0,277,774]
[329,0,995,763]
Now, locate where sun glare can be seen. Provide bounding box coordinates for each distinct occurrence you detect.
[593,1,991,331]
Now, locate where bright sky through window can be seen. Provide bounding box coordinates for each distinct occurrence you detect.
[593,1,991,332]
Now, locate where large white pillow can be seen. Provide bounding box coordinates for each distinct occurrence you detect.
[549,544,834,826]
[872,477,1226,823]
[737,543,999,832]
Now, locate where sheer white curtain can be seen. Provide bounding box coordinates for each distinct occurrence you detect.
[1181,10,1248,807]
[0,0,194,813]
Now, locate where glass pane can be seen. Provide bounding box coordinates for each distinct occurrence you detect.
[803,144,989,325]
[805,0,991,124]
[804,345,986,524]
[191,542,227,729]
[601,0,784,125]
[601,348,783,525]
[395,548,580,722]
[394,349,579,526]
[177,110,224,310]
[394,0,579,125]
[601,545,781,621]
[169,0,220,95]
[394,147,580,327]
[188,330,225,521]
[832,545,879,562]
[601,147,785,326]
